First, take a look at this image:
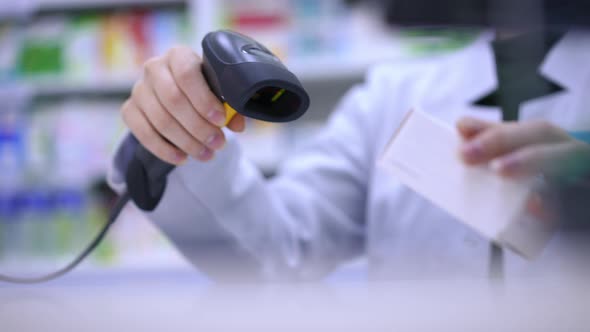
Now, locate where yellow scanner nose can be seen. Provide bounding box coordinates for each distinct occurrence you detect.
[222,87,290,127]
[223,102,238,127]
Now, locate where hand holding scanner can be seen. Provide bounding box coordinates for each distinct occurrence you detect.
[126,30,310,211]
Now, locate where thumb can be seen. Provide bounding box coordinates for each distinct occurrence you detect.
[456,117,495,139]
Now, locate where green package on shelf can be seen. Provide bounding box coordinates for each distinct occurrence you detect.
[18,41,65,77]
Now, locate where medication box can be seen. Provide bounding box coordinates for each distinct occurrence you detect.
[378,109,557,259]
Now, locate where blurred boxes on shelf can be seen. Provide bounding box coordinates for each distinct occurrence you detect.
[215,0,353,62]
[13,7,189,85]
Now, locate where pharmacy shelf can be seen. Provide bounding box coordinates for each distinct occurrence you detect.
[37,0,186,11]
[24,68,363,100]
[24,55,391,99]
[289,51,407,82]
[23,52,397,98]
[291,58,370,82]
[0,0,186,19]
[0,2,35,19]
[27,74,356,99]
[29,79,135,99]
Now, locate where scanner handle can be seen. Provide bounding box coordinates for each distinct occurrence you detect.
[125,101,237,211]
[125,143,175,211]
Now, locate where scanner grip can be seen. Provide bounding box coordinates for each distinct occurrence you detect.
[125,143,175,211]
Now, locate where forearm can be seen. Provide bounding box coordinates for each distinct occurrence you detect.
[108,131,365,281]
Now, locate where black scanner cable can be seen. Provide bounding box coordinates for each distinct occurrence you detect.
[0,143,178,284]
[0,192,130,284]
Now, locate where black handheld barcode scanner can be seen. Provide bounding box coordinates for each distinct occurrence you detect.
[127,30,310,212]
[0,30,310,284]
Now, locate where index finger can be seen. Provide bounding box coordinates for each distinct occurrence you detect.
[461,121,568,165]
[167,47,228,127]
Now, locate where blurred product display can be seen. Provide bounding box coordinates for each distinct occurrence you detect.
[217,0,351,59]
[16,9,189,85]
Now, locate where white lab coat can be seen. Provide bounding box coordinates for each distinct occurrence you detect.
[109,31,590,281]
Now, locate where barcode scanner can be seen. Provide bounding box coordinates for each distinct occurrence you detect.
[0,30,310,284]
[127,30,310,212]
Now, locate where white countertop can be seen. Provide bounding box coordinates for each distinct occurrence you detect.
[1,275,588,332]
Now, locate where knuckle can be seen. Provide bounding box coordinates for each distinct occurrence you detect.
[131,81,144,99]
[143,57,162,78]
[176,65,197,88]
[532,120,554,132]
[167,46,181,57]
[185,119,207,138]
[121,100,131,115]
[203,94,221,111]
[167,45,189,58]
[186,141,204,157]
[531,120,563,137]
[121,101,138,126]
[152,111,175,133]
[483,128,506,152]
[176,136,197,155]
[551,126,568,140]
[121,108,131,127]
[518,147,538,161]
[171,50,200,86]
[168,45,197,62]
[163,85,185,107]
[121,104,131,123]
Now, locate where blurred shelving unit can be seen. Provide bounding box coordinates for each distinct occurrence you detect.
[1,0,404,96]
[0,0,187,16]
[32,79,135,99]
[36,0,186,11]
[191,0,406,82]
[1,0,192,98]
[0,2,35,20]
[0,0,196,278]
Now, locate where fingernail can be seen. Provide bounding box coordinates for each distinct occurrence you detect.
[461,141,484,161]
[175,152,188,164]
[206,133,225,150]
[198,147,214,161]
[462,118,484,131]
[208,110,226,127]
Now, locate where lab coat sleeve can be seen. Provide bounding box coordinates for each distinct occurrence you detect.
[107,82,379,281]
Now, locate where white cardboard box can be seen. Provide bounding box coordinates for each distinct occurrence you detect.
[378,109,557,259]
